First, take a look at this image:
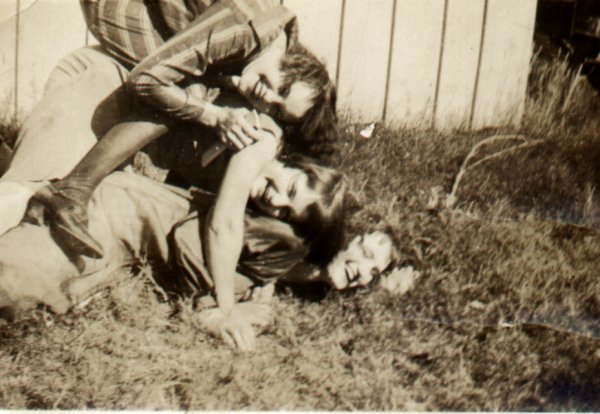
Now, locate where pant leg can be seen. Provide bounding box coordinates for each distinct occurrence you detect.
[2,47,130,183]
[0,223,79,320]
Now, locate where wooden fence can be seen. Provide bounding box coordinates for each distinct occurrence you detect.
[0,0,538,130]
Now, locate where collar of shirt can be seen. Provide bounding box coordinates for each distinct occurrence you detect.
[247,5,298,50]
[158,0,298,49]
[218,0,299,50]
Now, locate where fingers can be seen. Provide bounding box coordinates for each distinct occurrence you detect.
[235,303,273,328]
[236,115,261,144]
[221,129,245,150]
[241,123,267,142]
[221,122,256,150]
[250,284,275,304]
[196,304,269,351]
[221,320,256,351]
[220,329,236,348]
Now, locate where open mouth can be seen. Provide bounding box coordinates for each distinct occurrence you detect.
[344,264,356,286]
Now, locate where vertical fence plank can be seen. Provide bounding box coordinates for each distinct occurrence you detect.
[1,0,538,129]
[471,0,537,129]
[385,0,446,127]
[435,0,486,130]
[14,0,88,117]
[282,0,343,80]
[336,0,394,122]
[0,0,17,118]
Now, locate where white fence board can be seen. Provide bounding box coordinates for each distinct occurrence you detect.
[0,0,538,131]
[435,0,486,130]
[385,0,445,127]
[471,0,538,129]
[0,5,17,116]
[336,0,394,122]
[281,0,343,80]
[7,0,88,117]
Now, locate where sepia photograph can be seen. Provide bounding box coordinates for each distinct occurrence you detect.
[0,0,599,410]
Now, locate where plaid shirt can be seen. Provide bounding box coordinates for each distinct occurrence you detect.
[82,0,298,121]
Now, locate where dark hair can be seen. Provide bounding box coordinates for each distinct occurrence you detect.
[281,155,348,267]
[278,44,340,165]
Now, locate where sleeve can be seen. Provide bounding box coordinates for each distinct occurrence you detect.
[127,0,258,121]
[237,213,308,284]
[166,211,215,298]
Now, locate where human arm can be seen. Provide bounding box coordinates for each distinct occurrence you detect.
[126,2,261,144]
[203,128,278,348]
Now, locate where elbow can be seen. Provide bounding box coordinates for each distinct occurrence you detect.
[206,216,237,244]
[125,71,158,99]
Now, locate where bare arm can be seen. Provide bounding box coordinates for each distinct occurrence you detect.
[205,131,278,312]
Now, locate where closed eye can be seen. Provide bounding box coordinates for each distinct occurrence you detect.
[360,243,374,260]
[259,74,272,90]
[288,176,297,199]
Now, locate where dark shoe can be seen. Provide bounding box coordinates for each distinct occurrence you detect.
[22,197,47,226]
[31,184,104,259]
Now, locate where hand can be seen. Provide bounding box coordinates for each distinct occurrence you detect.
[195,307,256,350]
[195,303,273,350]
[231,302,274,329]
[244,284,275,304]
[215,107,264,151]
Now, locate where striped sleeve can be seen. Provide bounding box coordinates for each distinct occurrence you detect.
[127,0,258,121]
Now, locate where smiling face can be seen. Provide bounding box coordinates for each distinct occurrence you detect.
[249,160,319,222]
[323,231,394,290]
[236,49,316,124]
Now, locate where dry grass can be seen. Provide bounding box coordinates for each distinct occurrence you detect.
[1,52,600,410]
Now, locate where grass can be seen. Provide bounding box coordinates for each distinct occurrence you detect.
[1,52,600,410]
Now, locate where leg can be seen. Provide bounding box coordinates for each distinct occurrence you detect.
[0,223,80,319]
[0,172,192,321]
[30,115,171,258]
[2,46,130,182]
[0,47,129,238]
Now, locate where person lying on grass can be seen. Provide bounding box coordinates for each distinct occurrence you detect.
[5,146,346,349]
[0,172,398,350]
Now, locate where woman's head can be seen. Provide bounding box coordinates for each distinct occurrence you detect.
[321,230,399,290]
[235,40,339,165]
[312,205,402,290]
[277,227,400,290]
[249,155,347,266]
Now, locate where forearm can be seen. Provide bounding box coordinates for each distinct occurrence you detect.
[204,138,277,312]
[125,1,256,125]
[128,74,222,126]
[205,209,244,311]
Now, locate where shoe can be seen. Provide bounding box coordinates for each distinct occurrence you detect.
[31,184,104,259]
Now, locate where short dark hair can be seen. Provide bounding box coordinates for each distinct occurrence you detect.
[279,44,340,165]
